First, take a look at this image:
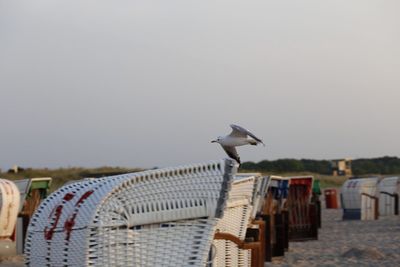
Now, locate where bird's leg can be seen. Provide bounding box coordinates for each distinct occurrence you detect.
[249,140,258,146]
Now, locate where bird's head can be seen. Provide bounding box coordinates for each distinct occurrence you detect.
[211,136,223,144]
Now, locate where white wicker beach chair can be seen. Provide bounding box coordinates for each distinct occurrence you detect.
[0,179,20,239]
[378,176,400,216]
[236,174,271,219]
[0,179,21,256]
[25,159,237,267]
[212,174,266,267]
[341,177,379,220]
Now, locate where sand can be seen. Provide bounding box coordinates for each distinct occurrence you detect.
[0,255,24,267]
[1,208,399,266]
[267,208,400,267]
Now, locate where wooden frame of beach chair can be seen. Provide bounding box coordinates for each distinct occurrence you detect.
[286,176,318,241]
[25,159,237,267]
[214,222,265,267]
[258,176,290,261]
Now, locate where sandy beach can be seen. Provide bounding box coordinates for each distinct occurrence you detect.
[1,208,399,267]
[267,208,400,267]
[0,255,23,267]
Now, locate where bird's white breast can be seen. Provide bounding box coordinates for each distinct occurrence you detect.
[220,136,250,147]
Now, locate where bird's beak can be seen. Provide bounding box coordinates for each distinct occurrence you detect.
[211,140,217,143]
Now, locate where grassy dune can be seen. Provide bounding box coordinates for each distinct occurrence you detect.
[1,166,376,193]
[0,167,143,192]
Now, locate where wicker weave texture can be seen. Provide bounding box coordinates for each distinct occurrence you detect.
[211,175,257,267]
[25,159,236,267]
[378,176,400,216]
[0,178,20,238]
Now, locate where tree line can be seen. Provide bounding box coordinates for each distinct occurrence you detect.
[240,156,400,175]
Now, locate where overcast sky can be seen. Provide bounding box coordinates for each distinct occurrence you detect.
[1,0,399,170]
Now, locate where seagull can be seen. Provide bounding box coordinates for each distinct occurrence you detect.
[211,124,265,164]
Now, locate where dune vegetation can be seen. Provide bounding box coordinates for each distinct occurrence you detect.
[3,156,399,192]
[1,166,143,192]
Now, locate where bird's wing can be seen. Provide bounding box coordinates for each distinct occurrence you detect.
[228,124,248,138]
[229,124,265,145]
[222,145,241,164]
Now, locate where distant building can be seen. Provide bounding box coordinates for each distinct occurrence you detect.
[7,164,25,173]
[331,159,352,176]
